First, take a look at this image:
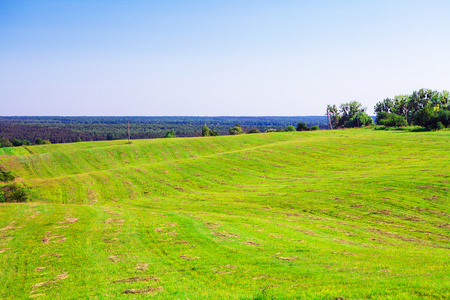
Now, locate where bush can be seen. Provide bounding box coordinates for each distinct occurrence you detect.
[210,130,220,136]
[376,112,408,127]
[0,167,15,182]
[248,128,261,134]
[229,124,244,135]
[164,129,176,138]
[265,129,277,133]
[310,125,319,131]
[285,125,296,132]
[0,183,28,203]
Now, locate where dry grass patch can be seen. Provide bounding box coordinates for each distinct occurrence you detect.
[113,277,159,283]
[122,286,163,294]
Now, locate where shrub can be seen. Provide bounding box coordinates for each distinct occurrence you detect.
[248,128,261,134]
[210,130,220,136]
[310,125,319,131]
[376,112,408,127]
[0,183,28,203]
[164,129,176,138]
[265,129,277,133]
[285,125,296,132]
[229,124,244,135]
[0,167,15,182]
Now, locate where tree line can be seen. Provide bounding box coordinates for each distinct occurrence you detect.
[0,116,327,146]
[327,88,449,130]
[373,89,449,129]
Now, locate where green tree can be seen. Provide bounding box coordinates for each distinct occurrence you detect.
[202,124,210,137]
[327,104,339,128]
[229,123,243,135]
[210,130,220,136]
[296,122,309,131]
[164,129,176,138]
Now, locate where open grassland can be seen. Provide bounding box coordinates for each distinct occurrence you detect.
[0,129,449,299]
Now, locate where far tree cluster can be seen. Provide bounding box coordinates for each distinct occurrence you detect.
[374,89,450,130]
[0,137,50,148]
[327,101,373,129]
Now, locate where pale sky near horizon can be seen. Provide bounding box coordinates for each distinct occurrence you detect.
[1,0,449,116]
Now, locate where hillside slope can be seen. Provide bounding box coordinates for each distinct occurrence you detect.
[0,129,449,299]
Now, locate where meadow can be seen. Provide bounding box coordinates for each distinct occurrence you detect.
[0,128,448,299]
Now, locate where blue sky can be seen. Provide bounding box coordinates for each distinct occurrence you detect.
[1,0,449,116]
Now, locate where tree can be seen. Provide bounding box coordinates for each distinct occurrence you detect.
[34,138,44,145]
[202,124,210,137]
[210,130,220,136]
[229,123,243,135]
[296,122,309,131]
[327,104,339,128]
[374,98,394,113]
[164,129,176,138]
[310,125,319,131]
[77,137,83,142]
[0,137,13,148]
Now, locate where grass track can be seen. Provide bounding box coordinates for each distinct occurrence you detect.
[0,129,449,299]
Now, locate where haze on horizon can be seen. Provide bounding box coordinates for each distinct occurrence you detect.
[1,0,449,117]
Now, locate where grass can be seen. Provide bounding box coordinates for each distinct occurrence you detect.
[0,128,449,299]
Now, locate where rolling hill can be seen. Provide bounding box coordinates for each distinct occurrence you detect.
[0,129,449,299]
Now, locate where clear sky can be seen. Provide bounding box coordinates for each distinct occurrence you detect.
[1,0,449,116]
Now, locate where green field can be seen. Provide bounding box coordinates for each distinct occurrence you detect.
[0,129,449,299]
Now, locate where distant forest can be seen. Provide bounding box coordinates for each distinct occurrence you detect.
[0,116,327,144]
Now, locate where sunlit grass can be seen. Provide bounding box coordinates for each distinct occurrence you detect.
[0,128,449,299]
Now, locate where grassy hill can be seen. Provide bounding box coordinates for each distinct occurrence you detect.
[0,129,449,299]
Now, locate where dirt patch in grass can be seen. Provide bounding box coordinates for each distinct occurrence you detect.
[102,208,122,215]
[56,272,69,280]
[277,257,296,261]
[42,232,66,244]
[180,255,200,260]
[369,229,422,243]
[205,222,221,229]
[109,255,121,263]
[35,267,46,271]
[123,286,163,294]
[0,248,10,253]
[102,238,119,243]
[164,231,179,235]
[113,277,159,283]
[173,240,189,244]
[154,227,164,232]
[104,219,124,225]
[0,222,23,232]
[136,262,152,271]
[60,218,78,224]
[417,185,434,189]
[32,281,56,289]
[212,231,239,238]
[375,210,392,215]
[218,264,237,269]
[28,211,41,219]
[244,241,260,245]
